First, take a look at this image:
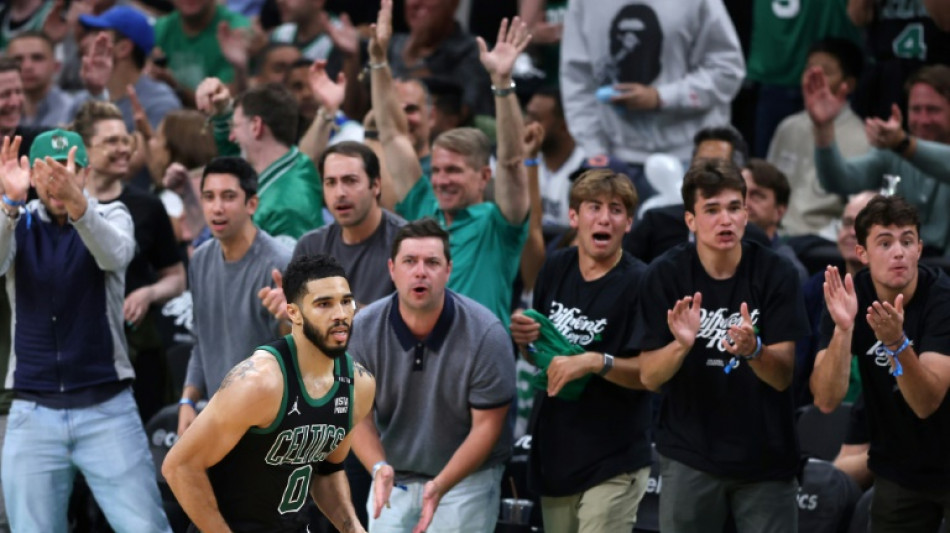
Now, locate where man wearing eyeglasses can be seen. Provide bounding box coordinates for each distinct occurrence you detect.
[74,100,187,423]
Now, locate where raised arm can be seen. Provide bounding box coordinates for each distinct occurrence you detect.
[0,136,31,274]
[804,67,885,194]
[369,0,423,203]
[35,153,135,271]
[811,267,858,413]
[162,352,283,533]
[865,294,950,418]
[195,77,240,158]
[298,60,346,164]
[519,124,546,291]
[477,17,532,224]
[639,292,702,391]
[864,105,950,180]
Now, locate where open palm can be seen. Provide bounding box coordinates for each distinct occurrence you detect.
[803,67,846,127]
[823,267,857,330]
[309,60,345,112]
[668,293,701,348]
[0,136,30,201]
[368,0,392,62]
[477,17,531,79]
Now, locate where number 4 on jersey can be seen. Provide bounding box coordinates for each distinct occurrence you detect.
[893,23,927,60]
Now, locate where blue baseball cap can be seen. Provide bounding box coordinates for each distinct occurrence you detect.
[80,6,154,56]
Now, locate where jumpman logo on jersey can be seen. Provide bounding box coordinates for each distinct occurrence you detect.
[288,396,302,416]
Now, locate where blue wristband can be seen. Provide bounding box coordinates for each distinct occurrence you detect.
[724,336,762,375]
[879,334,908,377]
[742,336,763,360]
[2,194,29,229]
[1,194,24,207]
[179,398,197,410]
[524,158,539,167]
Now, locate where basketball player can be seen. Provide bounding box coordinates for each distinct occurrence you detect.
[163,255,375,532]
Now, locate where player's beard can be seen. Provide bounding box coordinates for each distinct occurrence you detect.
[302,315,349,359]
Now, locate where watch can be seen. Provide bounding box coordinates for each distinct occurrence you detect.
[491,80,516,97]
[598,353,614,376]
[891,135,912,154]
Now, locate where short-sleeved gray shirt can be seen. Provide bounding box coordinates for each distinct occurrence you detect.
[348,291,515,477]
[293,209,405,306]
[186,230,291,397]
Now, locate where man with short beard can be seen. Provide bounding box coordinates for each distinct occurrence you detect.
[348,219,516,533]
[7,32,74,129]
[164,254,375,533]
[260,141,404,316]
[177,157,291,436]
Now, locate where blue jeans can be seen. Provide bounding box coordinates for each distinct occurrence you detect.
[1,388,171,533]
[368,464,503,533]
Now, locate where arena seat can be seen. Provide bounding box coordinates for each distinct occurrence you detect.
[797,403,852,461]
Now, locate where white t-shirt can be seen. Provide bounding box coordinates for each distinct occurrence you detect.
[540,145,586,228]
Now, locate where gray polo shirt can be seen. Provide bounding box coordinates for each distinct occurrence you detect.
[349,291,515,478]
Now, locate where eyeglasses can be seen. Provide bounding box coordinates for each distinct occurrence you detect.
[841,216,856,229]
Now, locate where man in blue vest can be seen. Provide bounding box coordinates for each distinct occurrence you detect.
[0,132,171,532]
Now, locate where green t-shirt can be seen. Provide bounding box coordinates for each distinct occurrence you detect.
[746,0,861,87]
[0,2,53,51]
[253,146,324,247]
[154,5,250,90]
[396,176,528,326]
[212,115,323,246]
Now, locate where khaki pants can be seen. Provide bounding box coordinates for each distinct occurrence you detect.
[540,467,650,533]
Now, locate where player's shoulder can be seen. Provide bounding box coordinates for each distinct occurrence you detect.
[353,361,376,392]
[351,360,376,418]
[219,350,285,398]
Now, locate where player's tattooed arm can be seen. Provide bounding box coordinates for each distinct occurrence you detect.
[354,362,374,379]
[219,358,259,390]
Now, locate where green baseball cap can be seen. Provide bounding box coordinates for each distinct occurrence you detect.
[29,129,89,168]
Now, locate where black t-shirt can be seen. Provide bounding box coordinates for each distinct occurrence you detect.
[819,265,950,490]
[527,248,652,496]
[103,187,181,295]
[632,242,809,481]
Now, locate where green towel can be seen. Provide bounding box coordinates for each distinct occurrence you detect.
[522,309,590,401]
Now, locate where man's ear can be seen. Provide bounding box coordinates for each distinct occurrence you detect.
[286,301,300,324]
[684,209,696,234]
[251,116,265,140]
[776,204,787,222]
[856,244,869,265]
[113,38,133,60]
